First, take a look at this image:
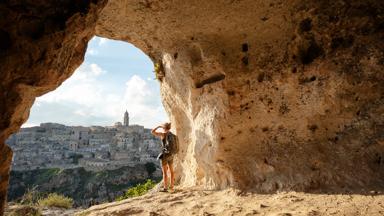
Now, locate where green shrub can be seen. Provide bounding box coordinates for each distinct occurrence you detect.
[115,179,157,201]
[38,193,73,209]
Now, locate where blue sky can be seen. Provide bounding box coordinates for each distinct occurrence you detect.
[23,37,168,128]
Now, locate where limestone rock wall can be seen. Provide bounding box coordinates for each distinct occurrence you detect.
[97,0,384,191]
[1,0,384,214]
[0,0,107,214]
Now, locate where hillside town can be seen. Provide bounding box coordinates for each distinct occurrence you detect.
[6,111,162,171]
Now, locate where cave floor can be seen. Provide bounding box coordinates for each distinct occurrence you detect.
[77,187,384,216]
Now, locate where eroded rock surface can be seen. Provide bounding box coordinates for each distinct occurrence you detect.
[0,0,107,214]
[1,0,384,214]
[77,188,384,216]
[96,0,384,191]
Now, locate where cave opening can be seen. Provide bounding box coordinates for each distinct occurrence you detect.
[5,36,167,207]
[2,0,384,214]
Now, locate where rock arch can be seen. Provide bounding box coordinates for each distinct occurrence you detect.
[1,0,384,214]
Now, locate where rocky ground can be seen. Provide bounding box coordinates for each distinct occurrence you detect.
[77,187,384,216]
[4,204,83,216]
[40,207,83,216]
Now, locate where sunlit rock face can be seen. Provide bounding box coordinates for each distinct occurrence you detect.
[97,0,384,191]
[1,0,384,214]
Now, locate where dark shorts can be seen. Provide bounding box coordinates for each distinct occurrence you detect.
[158,153,173,165]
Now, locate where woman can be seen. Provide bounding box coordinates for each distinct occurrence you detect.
[151,122,175,192]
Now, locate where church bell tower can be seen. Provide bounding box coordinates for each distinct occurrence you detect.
[123,110,129,126]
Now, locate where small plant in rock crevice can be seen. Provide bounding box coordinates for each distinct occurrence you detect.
[153,62,165,81]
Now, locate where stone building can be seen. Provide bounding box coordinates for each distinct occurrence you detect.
[71,126,90,148]
[6,111,161,171]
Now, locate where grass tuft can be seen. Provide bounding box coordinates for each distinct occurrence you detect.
[38,193,73,209]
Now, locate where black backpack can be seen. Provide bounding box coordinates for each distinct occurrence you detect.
[163,132,179,155]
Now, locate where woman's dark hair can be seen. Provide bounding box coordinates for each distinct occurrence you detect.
[163,122,171,130]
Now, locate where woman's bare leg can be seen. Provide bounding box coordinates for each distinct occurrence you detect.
[161,160,168,189]
[168,162,175,191]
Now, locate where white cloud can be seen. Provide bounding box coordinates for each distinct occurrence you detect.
[70,63,105,81]
[37,63,105,105]
[87,48,98,56]
[119,75,168,127]
[29,64,168,128]
[90,63,105,76]
[74,109,89,117]
[98,38,108,46]
[124,75,151,102]
[21,122,39,128]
